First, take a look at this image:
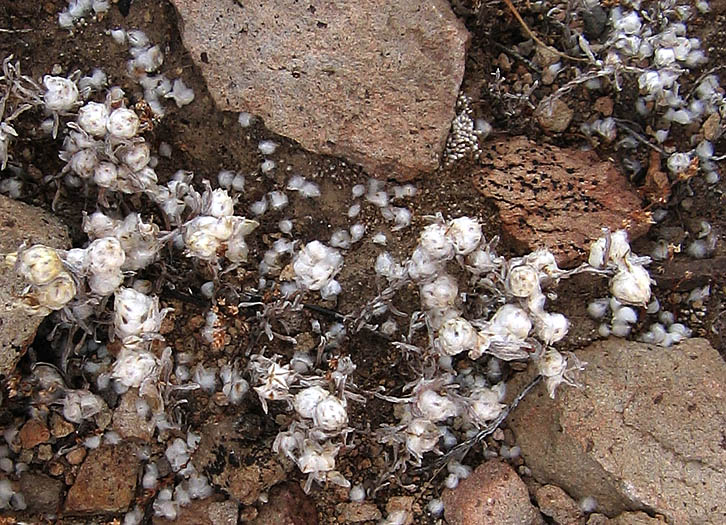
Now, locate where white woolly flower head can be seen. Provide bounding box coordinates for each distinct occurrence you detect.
[112,348,158,388]
[507,264,540,298]
[17,245,65,286]
[205,188,235,218]
[113,287,165,341]
[588,229,631,268]
[43,75,79,112]
[610,264,652,305]
[106,107,140,138]
[419,223,454,260]
[446,216,482,255]
[251,359,296,412]
[420,274,458,310]
[415,389,460,422]
[405,418,441,459]
[437,317,478,356]
[297,440,338,474]
[293,241,343,292]
[467,386,505,426]
[77,101,109,137]
[293,386,329,419]
[490,304,532,340]
[313,396,348,432]
[535,312,569,345]
[183,217,222,260]
[87,237,126,275]
[35,273,77,311]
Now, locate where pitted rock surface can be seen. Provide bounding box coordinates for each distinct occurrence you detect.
[171,0,469,180]
[474,137,650,265]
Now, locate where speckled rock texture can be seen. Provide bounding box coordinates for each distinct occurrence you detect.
[0,195,70,380]
[474,137,650,265]
[442,460,544,525]
[171,0,469,180]
[508,338,726,524]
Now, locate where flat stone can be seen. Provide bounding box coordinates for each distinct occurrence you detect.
[508,338,726,524]
[248,482,318,525]
[152,498,238,525]
[19,472,63,513]
[535,485,585,525]
[112,388,155,442]
[18,419,50,449]
[474,137,650,265]
[442,460,544,525]
[0,195,70,379]
[64,443,139,514]
[171,0,469,180]
[50,413,75,438]
[337,502,382,522]
[535,99,574,133]
[609,512,668,525]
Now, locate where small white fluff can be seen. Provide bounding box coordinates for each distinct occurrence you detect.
[260,159,276,173]
[238,112,255,127]
[268,190,289,210]
[347,203,361,218]
[250,197,269,216]
[350,223,365,243]
[258,140,278,155]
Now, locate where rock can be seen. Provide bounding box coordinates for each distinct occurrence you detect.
[171,0,468,180]
[49,413,74,438]
[248,482,318,525]
[192,415,289,505]
[535,99,574,133]
[19,472,63,513]
[152,498,238,525]
[474,137,650,265]
[701,112,722,142]
[609,512,668,524]
[593,97,614,117]
[535,485,585,525]
[337,502,382,522]
[64,443,139,514]
[18,419,50,449]
[507,338,726,524]
[385,496,415,525]
[65,447,86,466]
[112,389,155,442]
[0,195,70,379]
[442,460,544,525]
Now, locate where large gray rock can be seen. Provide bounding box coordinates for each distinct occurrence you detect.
[171,0,469,180]
[0,195,69,379]
[508,338,726,524]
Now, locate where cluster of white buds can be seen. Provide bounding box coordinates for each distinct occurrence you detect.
[181,185,259,264]
[292,241,344,299]
[443,93,482,166]
[9,245,77,315]
[293,386,349,432]
[111,288,169,389]
[83,211,162,271]
[273,427,350,492]
[589,230,652,305]
[59,88,160,195]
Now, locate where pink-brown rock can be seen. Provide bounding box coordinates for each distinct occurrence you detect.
[171,0,469,180]
[112,389,155,442]
[64,443,139,514]
[474,137,650,265]
[442,460,544,525]
[508,338,726,525]
[535,484,585,525]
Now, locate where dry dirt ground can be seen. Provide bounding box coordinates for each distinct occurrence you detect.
[0,1,725,524]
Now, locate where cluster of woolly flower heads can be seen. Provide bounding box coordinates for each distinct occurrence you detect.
[589,229,652,306]
[182,186,259,264]
[9,245,77,314]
